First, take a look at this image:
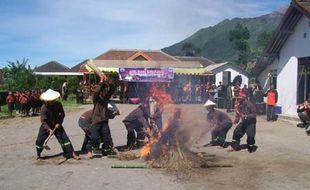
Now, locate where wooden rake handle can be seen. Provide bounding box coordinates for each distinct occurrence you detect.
[44,125,58,146]
[86,59,107,79]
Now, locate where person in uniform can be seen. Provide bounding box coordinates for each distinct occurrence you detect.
[204,100,233,147]
[122,103,150,149]
[90,75,116,156]
[78,109,93,155]
[229,92,258,153]
[35,89,79,160]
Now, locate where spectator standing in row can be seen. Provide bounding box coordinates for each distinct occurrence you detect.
[14,91,21,114]
[6,92,15,117]
[62,81,68,101]
[226,83,233,112]
[264,85,278,121]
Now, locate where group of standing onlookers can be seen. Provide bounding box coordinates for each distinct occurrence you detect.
[5,89,43,117]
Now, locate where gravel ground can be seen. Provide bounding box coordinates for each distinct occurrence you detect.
[0,103,309,190]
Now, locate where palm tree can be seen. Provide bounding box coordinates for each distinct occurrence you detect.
[3,58,36,91]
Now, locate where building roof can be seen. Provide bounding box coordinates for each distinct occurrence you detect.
[33,61,83,76]
[33,61,71,72]
[251,0,310,76]
[174,56,216,67]
[94,49,178,61]
[70,59,88,72]
[84,60,213,75]
[89,60,202,68]
[205,62,248,76]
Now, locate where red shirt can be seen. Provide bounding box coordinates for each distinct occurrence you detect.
[6,95,15,104]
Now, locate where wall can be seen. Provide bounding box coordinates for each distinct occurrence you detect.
[258,15,310,116]
[215,66,248,87]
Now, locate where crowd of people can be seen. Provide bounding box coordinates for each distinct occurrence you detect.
[3,74,308,161]
[5,89,43,117]
[34,74,165,160]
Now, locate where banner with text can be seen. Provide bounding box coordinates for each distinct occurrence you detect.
[118,68,174,82]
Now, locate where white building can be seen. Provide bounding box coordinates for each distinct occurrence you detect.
[205,62,249,87]
[252,0,310,116]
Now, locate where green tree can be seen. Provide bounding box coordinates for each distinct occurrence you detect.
[2,58,36,91]
[35,75,67,92]
[229,23,250,69]
[66,76,80,94]
[257,31,273,50]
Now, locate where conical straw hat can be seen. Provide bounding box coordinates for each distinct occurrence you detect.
[203,100,216,107]
[40,89,60,101]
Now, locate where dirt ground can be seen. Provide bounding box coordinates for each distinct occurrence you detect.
[0,104,309,190]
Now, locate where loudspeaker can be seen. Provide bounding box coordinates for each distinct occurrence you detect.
[222,71,231,86]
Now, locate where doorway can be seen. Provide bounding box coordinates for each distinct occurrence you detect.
[297,57,310,104]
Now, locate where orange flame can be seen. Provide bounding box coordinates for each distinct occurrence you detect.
[150,83,173,112]
[140,138,158,159]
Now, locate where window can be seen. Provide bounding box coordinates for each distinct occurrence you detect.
[269,69,277,89]
[304,33,307,38]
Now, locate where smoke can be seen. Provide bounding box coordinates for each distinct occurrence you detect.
[176,108,212,150]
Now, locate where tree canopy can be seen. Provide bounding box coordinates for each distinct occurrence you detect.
[1,59,80,94]
[3,58,36,91]
[229,23,250,69]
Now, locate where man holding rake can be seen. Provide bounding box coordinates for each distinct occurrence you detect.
[34,89,79,160]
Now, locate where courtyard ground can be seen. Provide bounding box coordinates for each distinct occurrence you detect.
[0,104,309,190]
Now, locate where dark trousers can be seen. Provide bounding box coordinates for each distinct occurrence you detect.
[124,122,145,146]
[7,103,14,116]
[78,118,92,151]
[266,105,275,121]
[232,119,256,146]
[298,112,310,124]
[81,134,90,152]
[35,125,74,157]
[211,122,232,143]
[226,98,232,111]
[89,121,113,151]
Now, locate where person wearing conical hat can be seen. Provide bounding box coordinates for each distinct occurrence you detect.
[203,100,233,147]
[229,91,258,153]
[35,89,79,160]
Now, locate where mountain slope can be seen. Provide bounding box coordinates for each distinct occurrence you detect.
[162,12,283,62]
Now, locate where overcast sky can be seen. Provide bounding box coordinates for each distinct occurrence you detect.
[0,0,290,68]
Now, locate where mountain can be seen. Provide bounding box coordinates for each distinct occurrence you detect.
[162,11,284,63]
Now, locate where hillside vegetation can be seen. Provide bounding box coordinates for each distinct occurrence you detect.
[162,12,283,63]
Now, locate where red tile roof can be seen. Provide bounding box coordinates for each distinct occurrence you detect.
[94,49,178,61]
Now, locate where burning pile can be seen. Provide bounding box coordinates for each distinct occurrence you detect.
[140,84,209,171]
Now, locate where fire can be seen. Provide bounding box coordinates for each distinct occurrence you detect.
[150,83,173,112]
[140,106,182,160]
[140,83,179,160]
[140,138,158,159]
